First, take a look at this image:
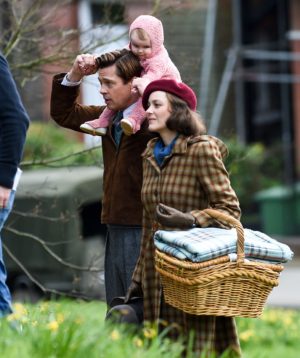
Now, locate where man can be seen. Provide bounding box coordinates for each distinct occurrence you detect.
[0,53,30,317]
[50,49,154,306]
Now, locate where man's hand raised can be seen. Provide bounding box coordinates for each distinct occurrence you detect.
[67,54,98,82]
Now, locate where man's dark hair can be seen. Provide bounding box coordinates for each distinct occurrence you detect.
[96,49,142,83]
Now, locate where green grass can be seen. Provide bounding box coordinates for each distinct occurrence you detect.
[236,308,300,358]
[0,300,299,357]
[0,300,184,358]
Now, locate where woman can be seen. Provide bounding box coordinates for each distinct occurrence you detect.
[126,79,241,356]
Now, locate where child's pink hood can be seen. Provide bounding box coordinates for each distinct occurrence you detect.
[129,15,164,57]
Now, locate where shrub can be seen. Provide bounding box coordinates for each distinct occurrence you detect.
[22,121,102,168]
[225,138,283,218]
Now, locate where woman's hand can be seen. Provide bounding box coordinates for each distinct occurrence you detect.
[156,203,196,229]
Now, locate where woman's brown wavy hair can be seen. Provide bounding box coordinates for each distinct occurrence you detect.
[165,93,206,136]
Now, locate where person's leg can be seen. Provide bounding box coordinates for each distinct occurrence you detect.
[104,225,142,306]
[0,240,12,317]
[120,98,145,135]
[80,108,115,136]
[0,190,15,317]
[104,229,122,306]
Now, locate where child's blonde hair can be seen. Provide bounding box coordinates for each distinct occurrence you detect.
[130,28,149,42]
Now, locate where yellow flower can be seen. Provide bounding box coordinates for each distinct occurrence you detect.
[13,303,28,316]
[143,327,157,339]
[7,303,28,322]
[133,337,143,348]
[262,311,275,323]
[282,315,292,326]
[47,320,59,332]
[39,302,49,312]
[110,329,120,340]
[6,313,18,322]
[240,330,254,342]
[32,320,38,327]
[75,317,83,325]
[56,313,65,324]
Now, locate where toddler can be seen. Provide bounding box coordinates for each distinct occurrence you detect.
[80,15,181,136]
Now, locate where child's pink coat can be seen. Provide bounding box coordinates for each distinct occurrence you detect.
[87,15,181,133]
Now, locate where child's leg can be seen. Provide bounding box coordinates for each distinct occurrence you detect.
[120,98,146,135]
[86,107,115,128]
[80,108,115,136]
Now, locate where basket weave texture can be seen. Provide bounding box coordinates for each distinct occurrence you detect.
[155,208,283,318]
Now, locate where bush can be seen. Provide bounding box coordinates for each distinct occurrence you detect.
[22,121,102,168]
[224,138,283,224]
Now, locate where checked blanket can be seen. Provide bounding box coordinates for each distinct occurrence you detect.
[154,227,294,263]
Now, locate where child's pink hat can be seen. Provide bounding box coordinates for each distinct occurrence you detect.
[129,15,164,56]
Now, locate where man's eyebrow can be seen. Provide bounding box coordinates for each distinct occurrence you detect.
[99,77,114,83]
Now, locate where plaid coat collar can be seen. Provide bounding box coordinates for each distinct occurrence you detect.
[142,134,188,172]
[142,134,228,171]
[142,134,188,158]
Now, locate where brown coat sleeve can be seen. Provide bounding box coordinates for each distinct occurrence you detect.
[50,73,105,132]
[190,138,241,228]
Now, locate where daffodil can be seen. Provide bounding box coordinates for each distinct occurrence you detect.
[56,313,65,324]
[39,302,49,313]
[133,337,143,348]
[110,329,120,340]
[13,303,28,316]
[75,317,83,325]
[143,327,157,339]
[7,303,28,323]
[240,329,254,342]
[47,320,59,332]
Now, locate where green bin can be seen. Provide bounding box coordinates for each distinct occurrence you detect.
[255,185,299,236]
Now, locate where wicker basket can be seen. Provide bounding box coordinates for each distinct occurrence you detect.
[155,208,283,318]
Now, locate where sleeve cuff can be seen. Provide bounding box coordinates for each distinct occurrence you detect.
[0,163,17,189]
[61,73,82,87]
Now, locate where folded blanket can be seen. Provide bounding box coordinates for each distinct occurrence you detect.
[154,227,294,263]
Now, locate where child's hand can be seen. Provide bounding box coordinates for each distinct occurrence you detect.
[132,77,151,95]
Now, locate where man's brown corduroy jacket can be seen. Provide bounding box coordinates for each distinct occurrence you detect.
[50,73,155,226]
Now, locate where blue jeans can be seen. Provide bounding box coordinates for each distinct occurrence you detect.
[0,190,15,317]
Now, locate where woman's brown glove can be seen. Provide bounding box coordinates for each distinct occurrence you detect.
[124,281,143,303]
[156,203,196,229]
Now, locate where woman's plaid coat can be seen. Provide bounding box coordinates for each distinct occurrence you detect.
[131,134,242,356]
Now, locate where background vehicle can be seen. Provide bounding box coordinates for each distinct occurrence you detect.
[3,166,106,302]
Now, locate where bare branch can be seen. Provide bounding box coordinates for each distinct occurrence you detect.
[11,209,70,223]
[3,243,98,300]
[4,226,103,272]
[21,144,103,168]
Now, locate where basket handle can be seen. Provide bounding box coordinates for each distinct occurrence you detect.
[202,208,245,265]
